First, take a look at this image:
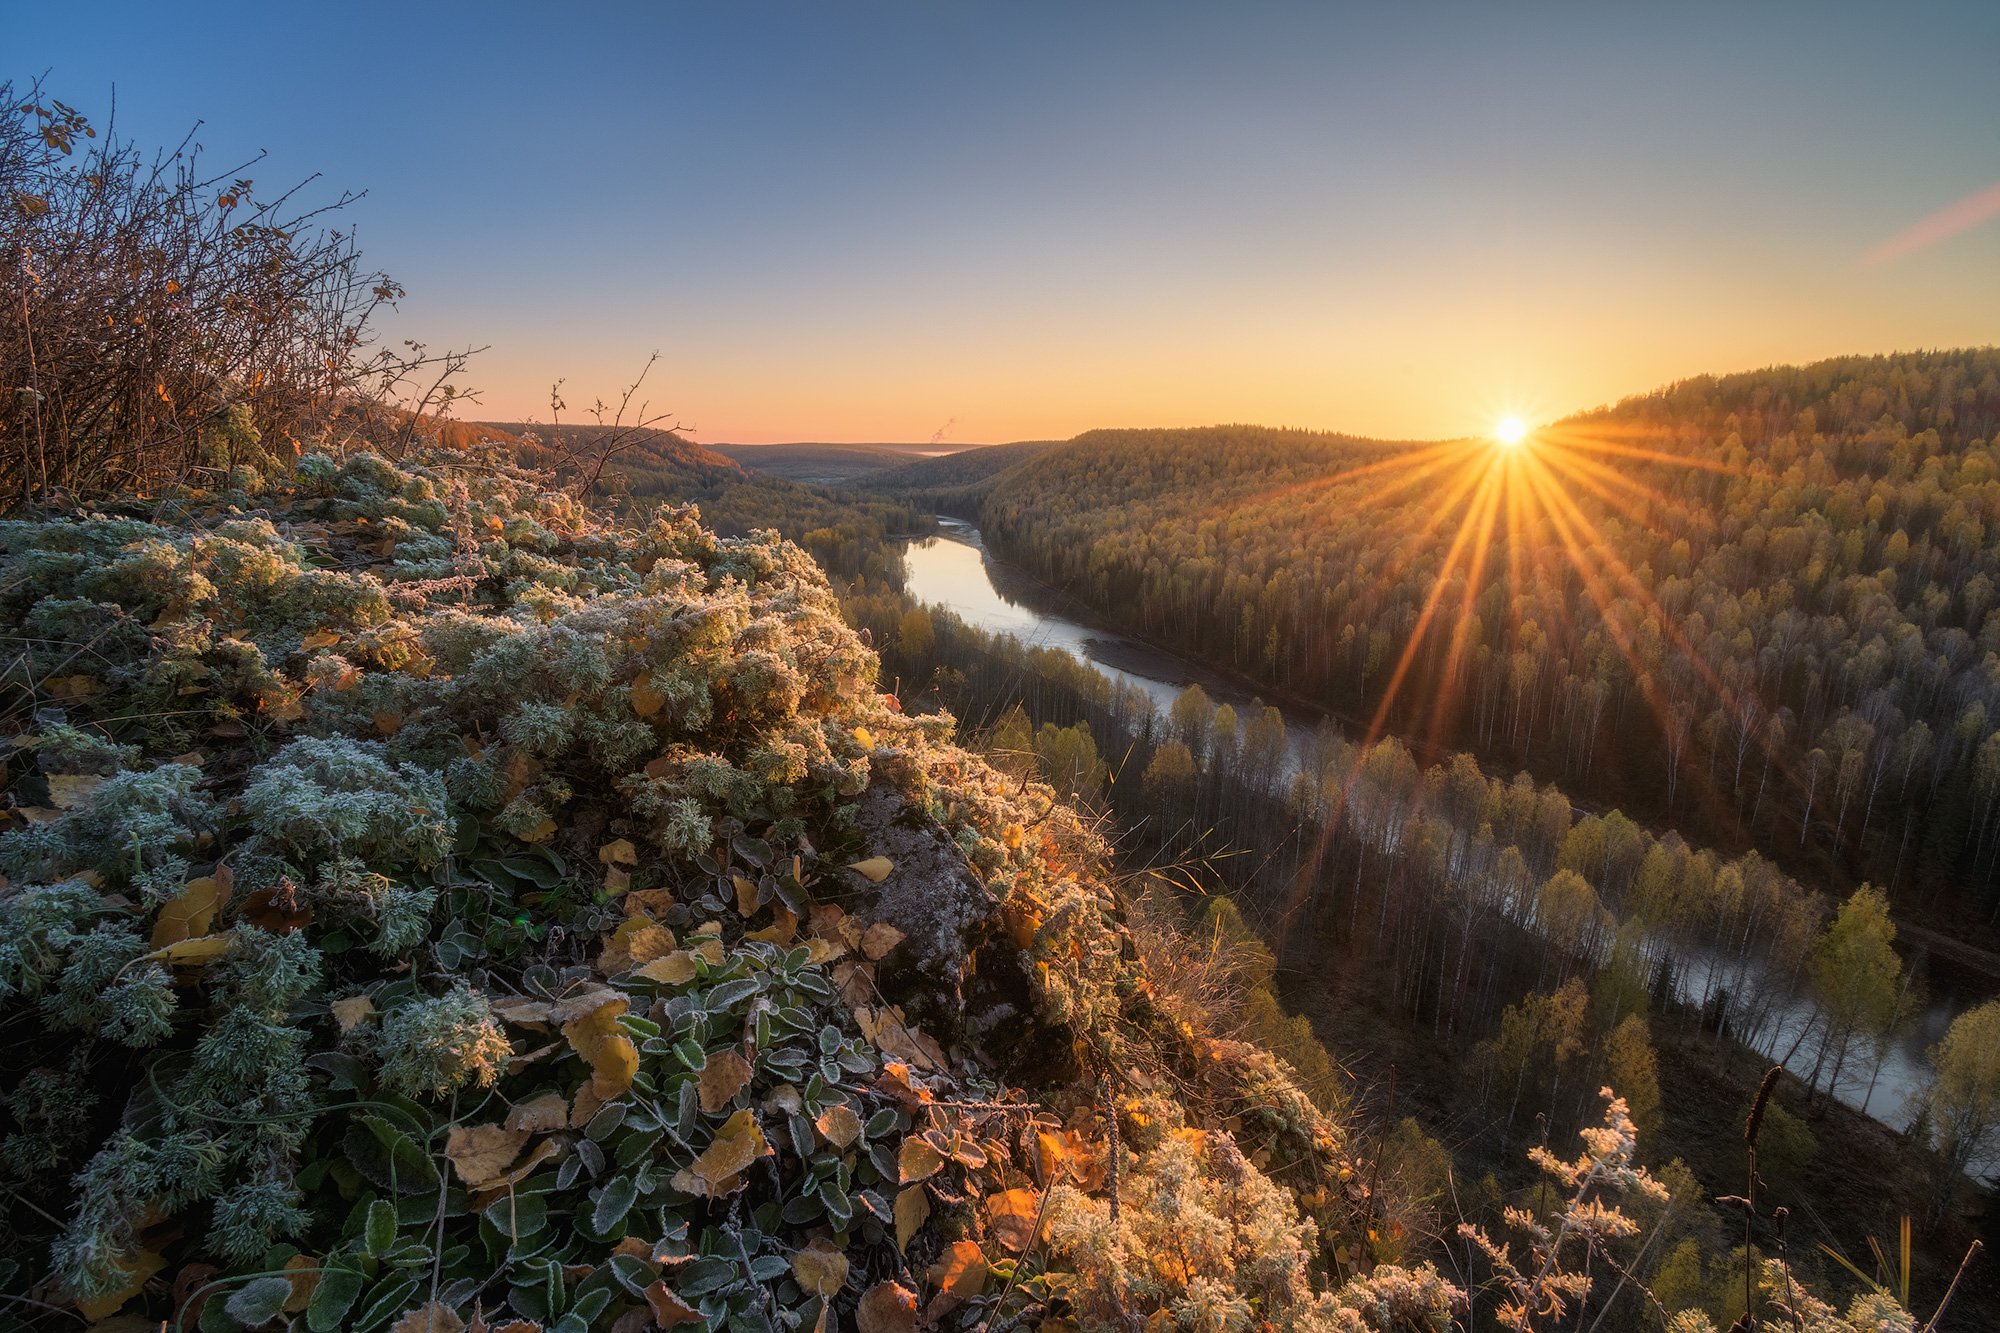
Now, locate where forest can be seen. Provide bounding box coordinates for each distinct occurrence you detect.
[962,360,2000,933]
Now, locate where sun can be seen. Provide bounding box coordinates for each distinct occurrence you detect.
[1494,416,1530,447]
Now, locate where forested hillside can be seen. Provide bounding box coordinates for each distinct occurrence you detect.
[975,351,2000,920]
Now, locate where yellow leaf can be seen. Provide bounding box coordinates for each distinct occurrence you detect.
[631,670,665,718]
[329,995,376,1034]
[635,951,699,985]
[603,865,632,895]
[505,1092,571,1133]
[988,1187,1042,1253]
[373,711,405,736]
[732,873,760,916]
[856,1282,919,1333]
[682,1109,770,1195]
[301,629,341,650]
[47,772,105,810]
[561,994,638,1100]
[645,1282,704,1329]
[815,1102,863,1150]
[927,1240,987,1298]
[897,1138,944,1184]
[598,838,638,866]
[697,1048,754,1114]
[853,726,876,749]
[468,1137,564,1196]
[846,856,893,883]
[282,1253,320,1313]
[519,817,558,844]
[860,922,906,961]
[599,921,675,974]
[791,1236,850,1298]
[151,874,224,948]
[390,1301,465,1333]
[146,933,233,966]
[745,904,799,946]
[73,1249,165,1320]
[894,1183,930,1252]
[445,1123,530,1190]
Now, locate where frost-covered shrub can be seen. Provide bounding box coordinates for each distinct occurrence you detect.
[0,764,210,898]
[371,985,512,1099]
[240,736,451,871]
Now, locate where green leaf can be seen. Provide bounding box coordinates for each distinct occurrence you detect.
[352,1272,421,1333]
[363,1198,397,1256]
[225,1275,292,1326]
[593,1172,638,1234]
[306,1266,365,1333]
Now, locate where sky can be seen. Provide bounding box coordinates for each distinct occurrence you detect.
[14,2,2000,444]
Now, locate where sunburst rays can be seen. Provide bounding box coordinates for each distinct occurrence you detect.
[1265,413,1773,951]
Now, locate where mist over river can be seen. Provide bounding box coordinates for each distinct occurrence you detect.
[902,519,1996,1163]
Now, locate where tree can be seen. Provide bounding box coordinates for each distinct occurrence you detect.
[1604,1013,1664,1141]
[1805,885,1905,1104]
[1915,998,2000,1204]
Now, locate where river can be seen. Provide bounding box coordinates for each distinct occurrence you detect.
[902,518,1994,1160]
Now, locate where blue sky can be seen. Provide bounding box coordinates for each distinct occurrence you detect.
[14,2,2000,442]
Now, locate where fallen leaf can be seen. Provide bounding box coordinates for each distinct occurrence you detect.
[927,1240,987,1298]
[631,671,665,718]
[391,1301,466,1333]
[989,1188,1041,1252]
[745,904,799,946]
[145,933,233,966]
[731,873,760,916]
[239,880,312,933]
[599,920,676,974]
[603,866,632,895]
[281,1254,319,1313]
[373,711,405,736]
[846,856,893,883]
[816,1102,863,1150]
[152,874,224,948]
[791,1237,850,1298]
[874,1061,929,1111]
[698,1048,754,1113]
[445,1124,530,1190]
[680,1109,770,1195]
[898,1138,944,1184]
[644,1282,703,1330]
[505,1092,571,1133]
[490,995,554,1027]
[599,838,638,866]
[894,1184,930,1252]
[636,952,698,985]
[329,995,376,1034]
[74,1249,166,1321]
[467,1138,564,1197]
[855,1282,918,1333]
[860,922,906,961]
[47,772,106,810]
[302,629,342,650]
[561,995,638,1100]
[519,817,558,844]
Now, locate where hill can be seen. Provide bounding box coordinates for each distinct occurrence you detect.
[0,450,1486,1331]
[853,440,1056,512]
[711,443,954,486]
[972,351,2000,921]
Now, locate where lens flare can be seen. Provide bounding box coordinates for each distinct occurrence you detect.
[1495,416,1529,446]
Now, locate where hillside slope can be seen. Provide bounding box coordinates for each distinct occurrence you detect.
[0,452,1460,1333]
